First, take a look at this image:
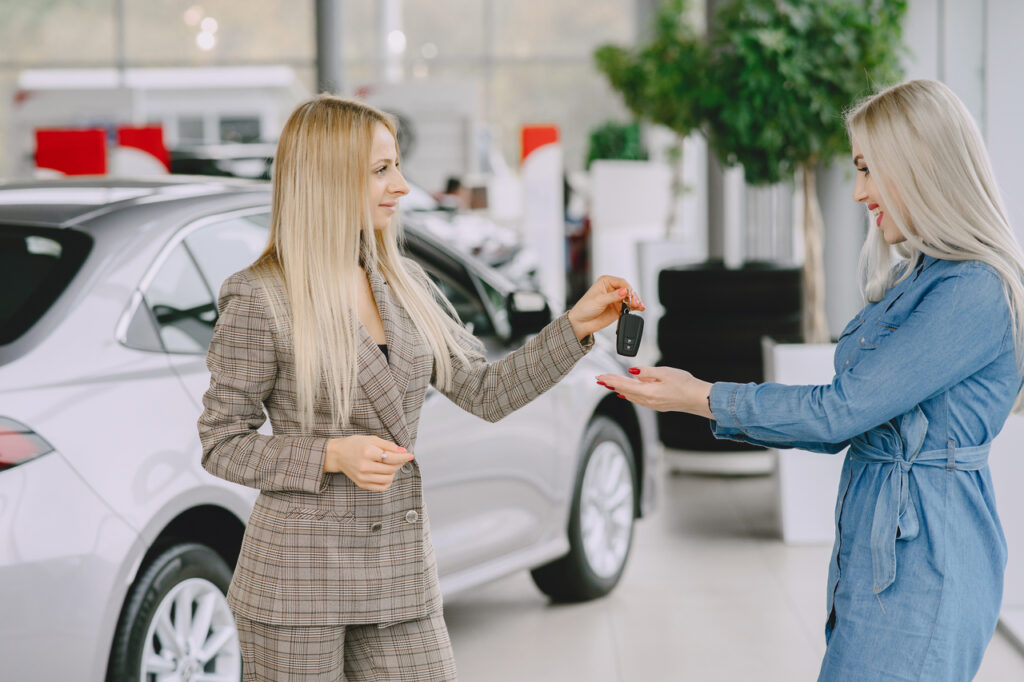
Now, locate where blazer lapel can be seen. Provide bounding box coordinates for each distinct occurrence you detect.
[361,267,411,447]
[367,267,413,396]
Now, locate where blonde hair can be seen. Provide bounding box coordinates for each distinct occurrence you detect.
[846,80,1024,398]
[253,94,472,430]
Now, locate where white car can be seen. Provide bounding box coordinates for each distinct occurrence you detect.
[0,178,658,682]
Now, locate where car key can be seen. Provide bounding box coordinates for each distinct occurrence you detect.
[616,296,644,357]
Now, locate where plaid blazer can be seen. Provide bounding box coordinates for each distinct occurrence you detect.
[198,260,592,626]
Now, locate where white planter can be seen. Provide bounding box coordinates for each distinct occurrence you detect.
[763,338,843,544]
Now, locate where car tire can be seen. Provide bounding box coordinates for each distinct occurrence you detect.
[106,543,242,682]
[531,417,637,603]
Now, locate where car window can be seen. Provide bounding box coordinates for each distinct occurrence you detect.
[476,276,510,338]
[143,244,216,354]
[418,263,494,338]
[185,213,270,296]
[0,226,92,345]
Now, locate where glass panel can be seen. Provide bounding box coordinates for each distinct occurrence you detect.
[491,0,633,58]
[0,0,116,64]
[185,213,270,295]
[143,244,216,354]
[403,0,486,62]
[489,62,631,172]
[122,0,313,64]
[341,1,376,66]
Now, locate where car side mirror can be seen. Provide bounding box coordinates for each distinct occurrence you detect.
[506,291,551,338]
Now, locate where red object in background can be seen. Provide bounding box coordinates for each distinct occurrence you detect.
[117,125,170,170]
[520,125,559,162]
[35,128,107,175]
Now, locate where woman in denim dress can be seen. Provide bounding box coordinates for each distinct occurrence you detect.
[598,79,1024,681]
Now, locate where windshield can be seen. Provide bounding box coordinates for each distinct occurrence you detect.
[0,226,92,345]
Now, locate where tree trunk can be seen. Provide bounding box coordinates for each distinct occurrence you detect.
[664,137,685,239]
[801,162,830,343]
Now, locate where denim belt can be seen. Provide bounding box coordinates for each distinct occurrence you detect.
[848,407,990,594]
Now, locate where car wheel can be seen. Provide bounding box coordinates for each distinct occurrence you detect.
[531,416,637,602]
[107,542,241,682]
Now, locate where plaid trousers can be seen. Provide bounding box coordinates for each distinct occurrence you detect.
[236,612,457,681]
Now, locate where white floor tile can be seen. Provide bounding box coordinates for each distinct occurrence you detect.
[445,471,1024,681]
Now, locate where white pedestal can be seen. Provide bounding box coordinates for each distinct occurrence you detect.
[764,339,843,544]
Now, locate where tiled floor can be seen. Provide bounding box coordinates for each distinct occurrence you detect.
[445,470,1024,681]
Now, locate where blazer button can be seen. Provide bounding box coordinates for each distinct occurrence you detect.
[370,522,383,533]
[860,336,866,344]
[405,510,419,524]
[401,462,413,474]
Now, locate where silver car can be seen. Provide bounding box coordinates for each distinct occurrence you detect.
[0,178,658,682]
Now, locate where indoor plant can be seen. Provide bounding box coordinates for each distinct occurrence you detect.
[703,0,908,342]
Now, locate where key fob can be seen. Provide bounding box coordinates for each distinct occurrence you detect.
[616,300,644,357]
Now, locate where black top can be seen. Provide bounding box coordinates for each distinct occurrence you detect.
[378,344,389,361]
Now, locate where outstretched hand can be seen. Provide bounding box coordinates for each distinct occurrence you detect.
[595,366,714,419]
[566,275,645,341]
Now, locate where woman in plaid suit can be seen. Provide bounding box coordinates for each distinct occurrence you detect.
[197,94,643,681]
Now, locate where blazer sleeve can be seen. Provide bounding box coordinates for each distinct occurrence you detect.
[198,272,331,494]
[405,258,594,422]
[708,264,1012,448]
[437,312,594,422]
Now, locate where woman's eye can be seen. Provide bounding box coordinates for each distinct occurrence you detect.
[857,166,869,176]
[374,166,387,175]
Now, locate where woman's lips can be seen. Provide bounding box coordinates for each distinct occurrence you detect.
[867,203,882,227]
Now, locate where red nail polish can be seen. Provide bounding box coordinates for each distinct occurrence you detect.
[597,380,607,386]
[616,394,625,399]
[628,368,640,375]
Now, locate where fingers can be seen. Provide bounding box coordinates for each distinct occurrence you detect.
[371,437,415,461]
[595,373,648,399]
[593,276,646,311]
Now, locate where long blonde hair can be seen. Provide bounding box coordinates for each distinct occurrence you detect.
[846,80,1024,386]
[253,94,472,430]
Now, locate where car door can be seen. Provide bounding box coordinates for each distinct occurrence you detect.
[410,251,560,577]
[139,208,271,421]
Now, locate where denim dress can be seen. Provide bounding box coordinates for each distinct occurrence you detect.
[709,255,1021,681]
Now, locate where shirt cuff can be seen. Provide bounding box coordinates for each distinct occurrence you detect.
[708,381,745,437]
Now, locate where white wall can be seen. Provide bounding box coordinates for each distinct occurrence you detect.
[898,0,1024,647]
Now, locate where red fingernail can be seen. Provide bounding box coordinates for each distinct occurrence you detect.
[616,394,625,399]
[597,380,607,386]
[628,368,640,375]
